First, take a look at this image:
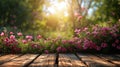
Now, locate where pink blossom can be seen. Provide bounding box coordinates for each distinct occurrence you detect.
[73,37,80,41]
[26,35,33,39]
[75,40,81,45]
[27,39,32,42]
[44,50,49,54]
[62,40,67,44]
[74,12,80,17]
[22,40,27,44]
[101,27,110,31]
[115,39,119,44]
[56,46,67,52]
[101,43,108,48]
[83,27,88,32]
[75,29,81,34]
[61,47,67,52]
[112,33,117,38]
[116,46,120,49]
[10,35,15,39]
[13,26,17,29]
[17,32,22,36]
[86,32,90,35]
[0,32,5,36]
[37,35,42,39]
[92,31,98,35]
[112,43,116,47]
[78,16,82,20]
[76,44,82,49]
[10,32,14,35]
[96,46,101,51]
[56,46,62,52]
[31,44,38,48]
[119,19,120,22]
[68,39,74,44]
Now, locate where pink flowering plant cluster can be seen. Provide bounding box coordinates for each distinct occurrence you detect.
[0,22,120,54]
[74,22,120,53]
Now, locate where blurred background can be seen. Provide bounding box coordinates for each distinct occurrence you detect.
[0,0,120,38]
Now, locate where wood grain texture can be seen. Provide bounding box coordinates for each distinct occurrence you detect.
[59,54,86,67]
[29,54,56,67]
[96,54,120,66]
[0,54,38,67]
[77,53,116,67]
[0,54,20,65]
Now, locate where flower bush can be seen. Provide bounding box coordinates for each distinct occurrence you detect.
[0,22,120,54]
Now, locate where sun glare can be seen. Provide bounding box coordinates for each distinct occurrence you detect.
[46,1,68,16]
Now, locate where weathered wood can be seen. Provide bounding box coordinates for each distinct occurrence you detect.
[96,54,120,66]
[59,54,72,67]
[29,54,56,67]
[66,54,86,67]
[48,54,56,67]
[77,53,116,67]
[0,53,119,67]
[59,54,86,67]
[0,54,38,67]
[0,54,21,65]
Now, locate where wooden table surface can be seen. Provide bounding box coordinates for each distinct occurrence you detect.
[0,53,119,67]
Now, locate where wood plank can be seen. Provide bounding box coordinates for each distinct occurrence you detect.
[66,54,86,67]
[48,54,56,67]
[29,54,56,67]
[59,54,64,67]
[0,54,38,67]
[0,54,21,65]
[59,54,72,67]
[59,54,86,67]
[96,54,120,66]
[77,53,116,67]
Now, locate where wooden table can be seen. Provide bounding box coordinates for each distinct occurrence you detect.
[0,53,119,67]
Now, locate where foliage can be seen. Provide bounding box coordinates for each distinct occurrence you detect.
[0,21,120,54]
[91,0,120,23]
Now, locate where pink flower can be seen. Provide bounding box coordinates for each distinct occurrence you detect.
[86,32,90,35]
[92,31,98,35]
[74,12,80,17]
[76,44,82,49]
[96,46,101,51]
[75,29,81,34]
[117,46,120,49]
[101,27,110,31]
[73,37,80,41]
[31,44,38,48]
[13,26,17,29]
[17,32,22,36]
[61,47,67,52]
[26,35,33,39]
[83,27,88,32]
[0,32,5,36]
[112,43,116,47]
[37,35,42,39]
[62,40,67,44]
[10,32,14,35]
[28,39,32,42]
[56,46,62,52]
[78,16,82,20]
[10,35,15,39]
[115,39,119,44]
[22,40,27,44]
[44,50,49,54]
[56,46,67,52]
[101,43,108,48]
